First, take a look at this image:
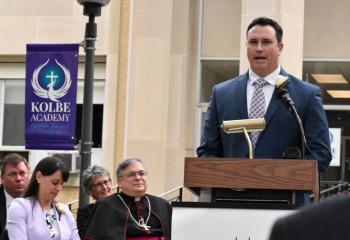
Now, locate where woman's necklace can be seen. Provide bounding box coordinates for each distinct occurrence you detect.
[117,194,151,231]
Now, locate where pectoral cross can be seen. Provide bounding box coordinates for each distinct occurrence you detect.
[138,217,151,231]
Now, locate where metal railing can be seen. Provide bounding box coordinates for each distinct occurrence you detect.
[67,185,184,210]
[68,181,350,210]
[319,181,350,200]
[159,186,184,202]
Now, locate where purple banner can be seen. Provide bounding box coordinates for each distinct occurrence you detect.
[25,44,79,150]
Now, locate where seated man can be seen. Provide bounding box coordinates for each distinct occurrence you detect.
[0,153,30,239]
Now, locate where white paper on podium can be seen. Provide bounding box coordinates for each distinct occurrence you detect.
[172,204,296,240]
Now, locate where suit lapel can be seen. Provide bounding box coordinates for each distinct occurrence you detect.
[263,69,289,132]
[234,72,249,119]
[264,92,282,126]
[0,187,7,231]
[56,209,64,238]
[33,199,51,239]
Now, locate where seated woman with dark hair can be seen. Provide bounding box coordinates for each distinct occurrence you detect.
[83,158,172,240]
[7,156,79,240]
[77,165,113,238]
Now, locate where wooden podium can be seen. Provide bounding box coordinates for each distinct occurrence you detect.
[184,157,319,204]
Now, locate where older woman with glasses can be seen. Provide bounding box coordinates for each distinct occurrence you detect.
[83,158,172,240]
[77,165,112,238]
[7,156,79,240]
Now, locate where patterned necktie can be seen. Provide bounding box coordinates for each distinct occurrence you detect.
[249,78,268,150]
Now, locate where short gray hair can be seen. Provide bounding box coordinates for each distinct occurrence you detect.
[116,158,145,178]
[82,165,111,195]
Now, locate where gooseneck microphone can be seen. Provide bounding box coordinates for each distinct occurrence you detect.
[276,87,306,159]
[276,88,294,108]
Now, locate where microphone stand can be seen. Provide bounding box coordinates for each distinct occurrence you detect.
[277,88,306,159]
[288,104,306,159]
[77,0,110,208]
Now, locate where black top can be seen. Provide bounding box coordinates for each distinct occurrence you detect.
[118,192,163,237]
[0,187,9,240]
[0,187,7,234]
[83,193,172,240]
[77,203,95,238]
[269,195,350,240]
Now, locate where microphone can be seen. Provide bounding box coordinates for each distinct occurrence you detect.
[276,87,306,159]
[276,88,295,111]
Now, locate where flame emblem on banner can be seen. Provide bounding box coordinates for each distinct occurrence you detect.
[31,58,72,102]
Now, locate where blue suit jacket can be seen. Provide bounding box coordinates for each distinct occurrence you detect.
[197,69,332,172]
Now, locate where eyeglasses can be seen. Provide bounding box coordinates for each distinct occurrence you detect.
[6,171,28,178]
[119,170,148,179]
[91,179,112,188]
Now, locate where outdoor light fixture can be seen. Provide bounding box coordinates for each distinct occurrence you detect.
[77,0,110,207]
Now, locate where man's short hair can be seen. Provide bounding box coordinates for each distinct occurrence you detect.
[246,17,283,43]
[0,153,29,176]
[116,157,145,178]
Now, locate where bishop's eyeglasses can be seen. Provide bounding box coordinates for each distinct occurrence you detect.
[118,170,148,179]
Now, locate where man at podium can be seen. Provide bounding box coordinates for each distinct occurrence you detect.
[197,17,332,203]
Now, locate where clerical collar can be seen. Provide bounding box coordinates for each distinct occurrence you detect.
[119,192,145,202]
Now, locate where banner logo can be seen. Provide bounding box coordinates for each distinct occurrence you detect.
[32,58,72,102]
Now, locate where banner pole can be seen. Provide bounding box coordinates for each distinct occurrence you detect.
[77,0,110,208]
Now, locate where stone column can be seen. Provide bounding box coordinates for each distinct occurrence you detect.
[125,0,196,194]
[102,0,131,181]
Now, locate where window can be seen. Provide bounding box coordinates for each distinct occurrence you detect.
[194,0,242,151]
[303,60,350,182]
